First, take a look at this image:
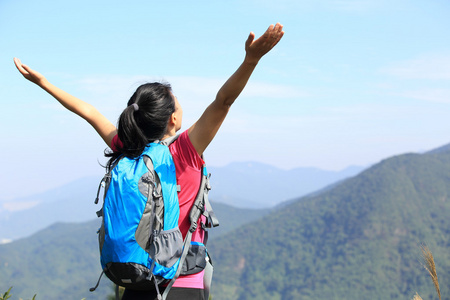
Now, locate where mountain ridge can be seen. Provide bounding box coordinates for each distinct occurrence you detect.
[208,149,450,299]
[2,144,450,299]
[0,162,363,241]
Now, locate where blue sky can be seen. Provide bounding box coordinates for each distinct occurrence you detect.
[1,0,450,200]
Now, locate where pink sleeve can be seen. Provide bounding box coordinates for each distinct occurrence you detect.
[111,134,122,152]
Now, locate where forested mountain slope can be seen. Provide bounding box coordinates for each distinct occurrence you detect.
[209,149,450,299]
[2,146,450,299]
[0,202,267,300]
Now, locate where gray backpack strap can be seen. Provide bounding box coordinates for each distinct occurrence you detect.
[114,284,120,300]
[195,166,219,228]
[204,175,219,228]
[142,155,164,234]
[203,253,214,300]
[95,157,121,205]
[94,157,122,218]
[189,172,206,229]
[160,134,180,146]
[161,229,194,300]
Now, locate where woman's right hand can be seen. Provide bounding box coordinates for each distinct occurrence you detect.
[14,58,47,86]
[13,57,117,147]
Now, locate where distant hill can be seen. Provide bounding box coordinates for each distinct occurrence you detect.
[0,177,100,242]
[0,162,362,241]
[425,142,450,154]
[208,149,450,299]
[208,162,364,208]
[205,202,269,240]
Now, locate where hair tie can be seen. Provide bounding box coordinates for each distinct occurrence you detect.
[131,103,139,111]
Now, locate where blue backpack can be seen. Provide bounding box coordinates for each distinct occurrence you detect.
[90,136,219,299]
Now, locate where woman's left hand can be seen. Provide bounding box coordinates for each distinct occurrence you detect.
[244,23,284,64]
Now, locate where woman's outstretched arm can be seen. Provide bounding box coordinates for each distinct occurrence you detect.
[14,58,117,148]
[188,23,284,156]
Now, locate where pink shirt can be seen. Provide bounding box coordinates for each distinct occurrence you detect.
[112,130,205,289]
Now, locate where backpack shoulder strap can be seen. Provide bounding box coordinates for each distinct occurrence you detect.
[160,134,180,146]
[142,154,164,232]
[190,165,219,229]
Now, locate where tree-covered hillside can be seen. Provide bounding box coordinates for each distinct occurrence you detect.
[2,148,450,299]
[209,150,450,299]
[0,202,267,300]
[0,220,110,300]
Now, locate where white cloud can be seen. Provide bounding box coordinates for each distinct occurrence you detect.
[165,76,307,100]
[75,73,306,109]
[2,201,40,212]
[330,0,381,12]
[382,54,450,80]
[71,74,309,135]
[242,81,309,98]
[398,88,450,103]
[379,55,450,103]
[77,75,158,98]
[248,0,387,13]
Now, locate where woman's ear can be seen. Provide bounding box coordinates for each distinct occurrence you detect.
[170,112,177,126]
[166,112,177,133]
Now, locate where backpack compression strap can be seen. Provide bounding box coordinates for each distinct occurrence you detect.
[202,167,219,228]
[191,165,219,230]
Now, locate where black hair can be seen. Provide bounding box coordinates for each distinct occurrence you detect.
[105,82,175,170]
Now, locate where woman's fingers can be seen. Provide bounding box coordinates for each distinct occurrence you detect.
[13,57,28,75]
[13,58,45,84]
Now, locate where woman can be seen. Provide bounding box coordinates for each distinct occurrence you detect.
[14,23,284,300]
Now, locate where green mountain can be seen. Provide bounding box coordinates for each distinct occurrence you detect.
[0,220,109,300]
[206,202,269,239]
[2,147,450,300]
[0,202,267,300]
[208,149,450,299]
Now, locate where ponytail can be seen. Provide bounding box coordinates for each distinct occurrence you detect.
[105,82,175,170]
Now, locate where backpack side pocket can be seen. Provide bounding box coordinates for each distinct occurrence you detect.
[181,242,207,275]
[149,227,183,268]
